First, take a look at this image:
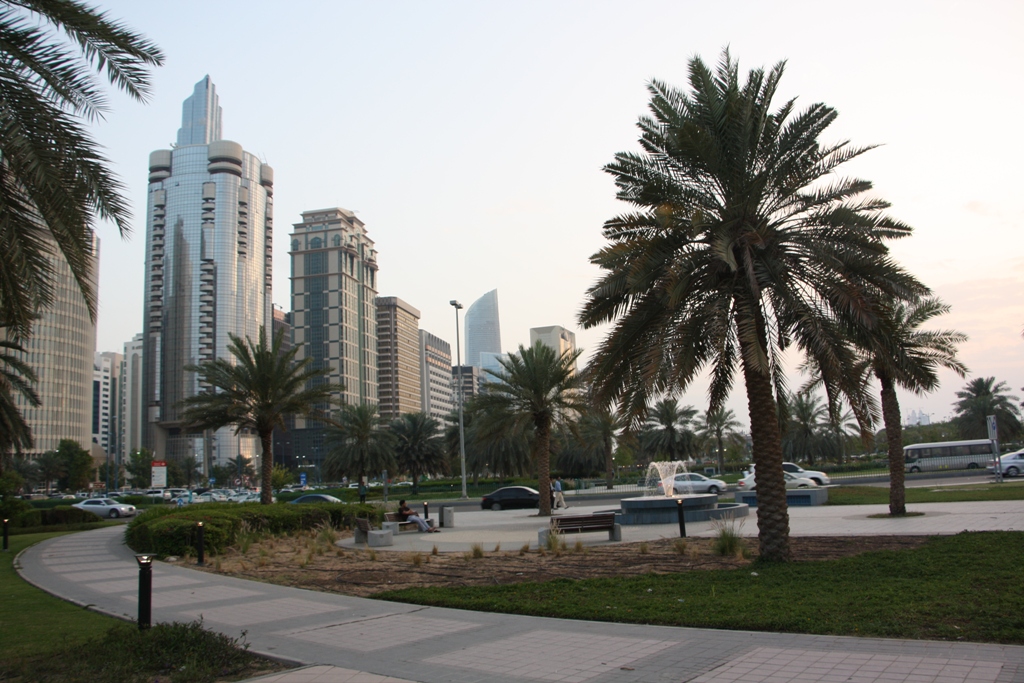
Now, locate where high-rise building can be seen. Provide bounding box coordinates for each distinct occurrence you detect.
[92,352,122,456]
[289,207,379,467]
[376,297,421,420]
[452,365,482,401]
[271,305,295,469]
[479,351,508,385]
[419,330,454,422]
[141,76,274,471]
[464,289,501,368]
[119,333,144,459]
[530,325,578,372]
[13,236,98,455]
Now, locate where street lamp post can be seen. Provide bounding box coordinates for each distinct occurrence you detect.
[450,300,468,499]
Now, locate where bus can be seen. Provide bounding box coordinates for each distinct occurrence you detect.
[903,439,996,473]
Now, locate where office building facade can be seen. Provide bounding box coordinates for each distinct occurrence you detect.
[464,289,501,368]
[141,76,274,470]
[92,351,122,457]
[119,333,144,459]
[530,325,578,372]
[376,297,421,420]
[419,330,454,422]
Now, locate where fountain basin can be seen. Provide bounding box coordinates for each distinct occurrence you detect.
[617,494,748,525]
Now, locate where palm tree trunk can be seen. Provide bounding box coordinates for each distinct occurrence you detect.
[716,434,725,475]
[412,473,419,495]
[536,417,552,516]
[604,433,614,489]
[260,430,274,505]
[878,373,906,515]
[739,342,791,562]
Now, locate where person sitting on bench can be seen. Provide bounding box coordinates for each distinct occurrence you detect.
[397,500,439,533]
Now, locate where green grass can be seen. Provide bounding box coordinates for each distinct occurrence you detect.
[0,532,285,682]
[827,482,1024,506]
[379,531,1024,644]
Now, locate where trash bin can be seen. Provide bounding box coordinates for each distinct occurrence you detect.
[441,506,455,528]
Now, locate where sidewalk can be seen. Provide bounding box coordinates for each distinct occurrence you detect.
[16,501,1024,683]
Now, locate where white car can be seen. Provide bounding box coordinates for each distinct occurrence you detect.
[745,462,830,486]
[737,471,817,491]
[656,473,728,495]
[989,449,1024,477]
[73,498,136,519]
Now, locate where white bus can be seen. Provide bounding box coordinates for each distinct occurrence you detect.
[903,439,995,473]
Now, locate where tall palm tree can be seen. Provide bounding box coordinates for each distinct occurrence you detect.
[391,412,448,494]
[698,408,743,475]
[953,377,1021,440]
[783,390,827,465]
[0,337,39,467]
[34,449,61,493]
[579,50,924,561]
[323,404,396,485]
[644,398,697,461]
[473,341,585,516]
[0,1,163,338]
[575,403,624,489]
[179,326,342,504]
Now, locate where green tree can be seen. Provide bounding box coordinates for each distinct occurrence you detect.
[390,412,448,494]
[473,341,585,516]
[96,462,123,490]
[54,439,92,491]
[644,398,698,462]
[953,377,1021,441]
[322,404,396,484]
[782,390,827,465]
[270,464,293,491]
[179,326,342,505]
[226,455,256,486]
[698,408,743,475]
[0,337,40,467]
[575,404,624,488]
[123,448,153,488]
[579,50,923,561]
[0,1,163,339]
[34,449,62,493]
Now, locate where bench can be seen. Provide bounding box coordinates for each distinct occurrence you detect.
[353,517,393,547]
[383,511,435,534]
[539,512,621,546]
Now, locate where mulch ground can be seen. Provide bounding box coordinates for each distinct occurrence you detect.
[173,531,932,598]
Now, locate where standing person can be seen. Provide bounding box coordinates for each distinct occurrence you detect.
[553,477,568,509]
[397,500,439,533]
[358,480,367,505]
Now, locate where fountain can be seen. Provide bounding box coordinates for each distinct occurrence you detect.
[614,460,749,525]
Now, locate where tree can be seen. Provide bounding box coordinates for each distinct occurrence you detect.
[579,50,923,561]
[698,408,743,475]
[473,341,585,516]
[226,455,256,486]
[96,462,123,490]
[179,326,342,505]
[322,404,395,484]
[783,390,827,465]
[33,449,61,493]
[953,377,1021,441]
[270,464,293,491]
[390,412,447,494]
[575,404,624,488]
[0,337,40,467]
[124,448,153,488]
[54,439,91,491]
[644,398,698,462]
[0,1,163,339]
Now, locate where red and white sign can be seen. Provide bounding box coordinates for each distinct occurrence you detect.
[151,460,168,488]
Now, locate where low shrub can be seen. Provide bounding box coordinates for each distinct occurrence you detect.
[11,505,98,528]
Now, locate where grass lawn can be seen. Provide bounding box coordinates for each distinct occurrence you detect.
[0,532,285,682]
[827,482,1024,505]
[379,531,1024,644]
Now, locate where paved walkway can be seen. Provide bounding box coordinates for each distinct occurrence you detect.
[16,500,1024,683]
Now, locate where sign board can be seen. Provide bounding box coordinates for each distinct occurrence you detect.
[987,415,999,442]
[209,477,216,485]
[151,460,167,488]
[300,472,307,486]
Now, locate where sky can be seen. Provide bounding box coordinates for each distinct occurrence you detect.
[83,0,1023,431]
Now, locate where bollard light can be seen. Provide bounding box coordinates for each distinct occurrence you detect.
[3,518,8,552]
[676,499,687,538]
[423,502,429,520]
[196,521,205,566]
[135,554,154,630]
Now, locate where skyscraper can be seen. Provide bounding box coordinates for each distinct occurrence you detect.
[119,333,144,459]
[141,76,274,470]
[464,289,501,368]
[530,325,578,372]
[289,207,379,464]
[419,330,454,422]
[376,297,421,420]
[92,351,122,456]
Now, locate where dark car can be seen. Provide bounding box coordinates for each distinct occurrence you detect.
[481,486,540,511]
[288,494,342,504]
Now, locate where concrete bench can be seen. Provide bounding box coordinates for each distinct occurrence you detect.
[353,517,392,547]
[383,511,435,534]
[539,512,621,546]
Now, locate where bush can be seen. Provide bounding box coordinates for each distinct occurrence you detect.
[2,497,33,522]
[11,505,98,528]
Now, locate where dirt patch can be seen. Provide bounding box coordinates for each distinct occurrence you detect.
[170,531,932,598]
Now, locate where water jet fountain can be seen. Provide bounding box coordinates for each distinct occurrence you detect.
[615,460,749,525]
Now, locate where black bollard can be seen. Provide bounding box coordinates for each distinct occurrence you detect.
[196,521,205,566]
[135,554,154,630]
[423,502,429,520]
[676,499,687,538]
[2,518,8,551]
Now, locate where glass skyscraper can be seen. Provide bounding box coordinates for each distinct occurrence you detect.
[464,289,501,368]
[141,76,274,471]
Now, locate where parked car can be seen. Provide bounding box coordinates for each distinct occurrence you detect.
[144,489,170,499]
[481,486,540,511]
[737,471,817,491]
[656,472,729,495]
[745,462,830,486]
[288,494,342,504]
[73,498,136,519]
[989,449,1024,477]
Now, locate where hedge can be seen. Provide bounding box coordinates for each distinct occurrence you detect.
[124,501,375,557]
[11,505,100,528]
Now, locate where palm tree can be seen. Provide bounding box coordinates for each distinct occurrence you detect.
[0,1,163,338]
[579,50,924,561]
[575,404,624,489]
[473,341,585,516]
[698,408,743,475]
[179,326,342,505]
[953,377,1021,440]
[323,404,396,484]
[783,390,827,465]
[391,412,448,494]
[0,337,40,467]
[34,449,62,493]
[644,398,698,461]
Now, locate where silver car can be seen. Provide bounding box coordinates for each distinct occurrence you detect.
[73,498,136,519]
[989,449,1024,477]
[658,473,728,494]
